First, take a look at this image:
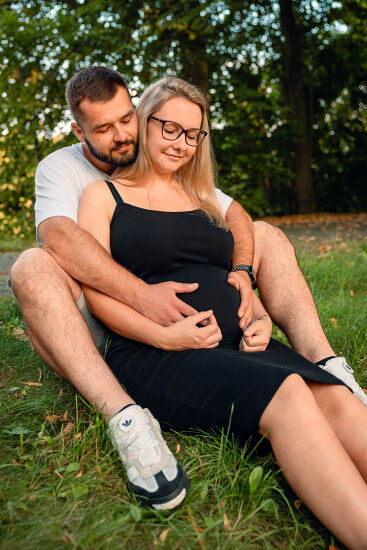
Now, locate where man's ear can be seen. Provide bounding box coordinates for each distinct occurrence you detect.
[71,122,85,143]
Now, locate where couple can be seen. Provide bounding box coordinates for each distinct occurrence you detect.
[10,67,367,547]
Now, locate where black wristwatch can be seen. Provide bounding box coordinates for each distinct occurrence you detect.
[231,264,257,289]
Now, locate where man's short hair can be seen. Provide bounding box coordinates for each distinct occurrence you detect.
[65,66,130,125]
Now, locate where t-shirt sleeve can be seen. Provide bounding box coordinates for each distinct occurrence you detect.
[35,154,81,239]
[215,187,233,215]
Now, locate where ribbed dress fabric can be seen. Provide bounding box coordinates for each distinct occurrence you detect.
[104,181,345,439]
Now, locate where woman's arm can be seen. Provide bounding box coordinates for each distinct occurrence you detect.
[239,292,273,352]
[78,182,222,351]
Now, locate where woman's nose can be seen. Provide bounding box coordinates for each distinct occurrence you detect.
[172,133,186,149]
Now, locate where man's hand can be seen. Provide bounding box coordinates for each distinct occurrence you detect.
[239,316,272,352]
[227,270,254,330]
[136,280,199,326]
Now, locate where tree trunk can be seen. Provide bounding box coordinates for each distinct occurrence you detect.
[181,33,210,99]
[279,0,316,212]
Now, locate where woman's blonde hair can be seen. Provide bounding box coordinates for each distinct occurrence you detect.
[117,76,227,228]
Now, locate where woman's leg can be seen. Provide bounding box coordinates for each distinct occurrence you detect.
[259,374,367,549]
[307,382,367,481]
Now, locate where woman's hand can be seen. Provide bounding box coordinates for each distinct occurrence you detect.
[157,310,222,351]
[239,315,272,352]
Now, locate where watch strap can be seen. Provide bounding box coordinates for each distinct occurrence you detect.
[231,264,257,289]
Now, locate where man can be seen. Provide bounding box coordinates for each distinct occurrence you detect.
[9,66,366,510]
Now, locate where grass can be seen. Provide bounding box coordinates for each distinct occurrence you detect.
[1,240,366,549]
[0,238,37,253]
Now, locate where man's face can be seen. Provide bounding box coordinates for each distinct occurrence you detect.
[74,86,139,169]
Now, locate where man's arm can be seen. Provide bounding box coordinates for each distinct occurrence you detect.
[38,216,198,327]
[225,200,255,329]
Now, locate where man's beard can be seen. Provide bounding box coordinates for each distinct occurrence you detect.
[84,137,139,168]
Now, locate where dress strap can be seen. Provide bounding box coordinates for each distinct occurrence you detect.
[105,180,124,205]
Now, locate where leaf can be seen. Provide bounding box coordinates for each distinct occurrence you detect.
[223,512,232,531]
[58,389,64,398]
[4,427,30,435]
[329,318,339,329]
[248,466,263,494]
[294,499,302,510]
[45,414,59,424]
[71,484,89,498]
[62,422,74,435]
[11,327,27,340]
[129,504,142,522]
[261,498,278,514]
[204,516,217,528]
[159,528,170,542]
[8,387,21,392]
[176,444,181,454]
[22,381,42,387]
[65,462,80,474]
[349,290,354,297]
[61,411,68,422]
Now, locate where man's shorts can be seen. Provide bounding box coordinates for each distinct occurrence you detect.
[76,291,109,354]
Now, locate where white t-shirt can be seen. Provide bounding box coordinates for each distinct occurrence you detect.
[35,142,233,243]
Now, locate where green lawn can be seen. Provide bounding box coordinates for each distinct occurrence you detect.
[1,241,366,549]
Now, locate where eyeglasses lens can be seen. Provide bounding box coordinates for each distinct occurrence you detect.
[162,121,204,146]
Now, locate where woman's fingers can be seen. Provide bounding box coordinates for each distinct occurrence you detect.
[189,310,213,325]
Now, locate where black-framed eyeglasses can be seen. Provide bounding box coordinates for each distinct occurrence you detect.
[148,116,207,146]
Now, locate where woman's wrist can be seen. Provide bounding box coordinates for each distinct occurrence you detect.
[153,325,171,350]
[257,313,269,321]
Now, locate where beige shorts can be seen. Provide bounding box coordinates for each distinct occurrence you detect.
[76,291,109,354]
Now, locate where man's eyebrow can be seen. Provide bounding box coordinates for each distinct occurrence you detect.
[92,110,134,131]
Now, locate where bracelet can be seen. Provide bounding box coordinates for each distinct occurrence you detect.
[257,314,269,321]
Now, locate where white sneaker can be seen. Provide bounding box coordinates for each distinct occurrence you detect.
[318,357,367,406]
[108,405,189,509]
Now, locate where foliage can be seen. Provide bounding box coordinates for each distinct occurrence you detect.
[0,0,366,238]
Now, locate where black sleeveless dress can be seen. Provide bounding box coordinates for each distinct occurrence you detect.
[104,181,345,439]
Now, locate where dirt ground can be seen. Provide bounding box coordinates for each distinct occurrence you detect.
[1,212,366,298]
[261,212,367,253]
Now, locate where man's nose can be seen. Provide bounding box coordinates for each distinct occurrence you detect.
[112,125,128,142]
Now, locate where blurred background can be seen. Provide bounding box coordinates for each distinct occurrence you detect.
[0,0,366,241]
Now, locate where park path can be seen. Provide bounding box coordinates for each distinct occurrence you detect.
[1,213,366,298]
[0,252,20,298]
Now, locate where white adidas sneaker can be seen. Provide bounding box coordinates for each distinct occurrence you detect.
[108,405,189,509]
[319,357,367,406]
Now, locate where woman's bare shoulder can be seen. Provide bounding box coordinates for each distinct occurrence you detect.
[81,179,110,198]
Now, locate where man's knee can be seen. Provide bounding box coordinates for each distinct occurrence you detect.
[10,248,50,291]
[10,248,80,301]
[254,221,295,256]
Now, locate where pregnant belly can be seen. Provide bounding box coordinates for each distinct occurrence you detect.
[146,264,243,346]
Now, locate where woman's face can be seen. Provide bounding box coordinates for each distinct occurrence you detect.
[147,96,202,176]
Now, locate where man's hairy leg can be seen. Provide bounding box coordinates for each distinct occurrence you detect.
[9,248,134,420]
[253,221,335,363]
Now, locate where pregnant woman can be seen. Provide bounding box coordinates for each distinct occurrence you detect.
[79,76,367,547]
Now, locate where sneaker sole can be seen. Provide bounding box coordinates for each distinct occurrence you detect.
[135,468,190,510]
[152,487,188,510]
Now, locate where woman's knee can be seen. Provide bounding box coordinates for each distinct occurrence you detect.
[259,374,314,435]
